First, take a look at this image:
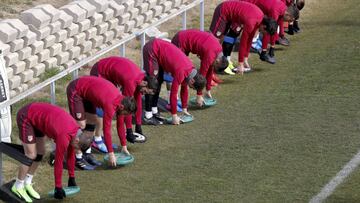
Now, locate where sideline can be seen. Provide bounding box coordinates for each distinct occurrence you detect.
[309,150,360,203]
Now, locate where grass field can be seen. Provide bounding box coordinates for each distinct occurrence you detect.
[2,0,360,202]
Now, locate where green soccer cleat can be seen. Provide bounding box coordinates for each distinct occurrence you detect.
[25,184,41,199]
[224,61,235,75]
[11,185,33,203]
[228,61,235,70]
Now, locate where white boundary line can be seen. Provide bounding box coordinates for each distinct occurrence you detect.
[309,149,360,203]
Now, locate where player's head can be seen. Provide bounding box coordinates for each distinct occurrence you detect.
[118,96,137,115]
[296,0,305,11]
[213,52,229,73]
[284,5,300,22]
[187,69,206,91]
[139,75,158,95]
[260,17,278,36]
[71,129,93,151]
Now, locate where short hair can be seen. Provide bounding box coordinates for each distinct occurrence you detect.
[192,73,206,91]
[216,55,229,72]
[121,96,137,114]
[144,75,159,91]
[287,5,300,19]
[262,17,278,36]
[78,133,93,152]
[296,0,305,10]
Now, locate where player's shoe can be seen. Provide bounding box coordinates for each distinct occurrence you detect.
[260,51,276,64]
[143,116,163,125]
[76,158,95,170]
[11,185,33,203]
[166,104,182,112]
[153,112,166,122]
[83,153,102,166]
[92,138,108,153]
[25,184,40,199]
[277,37,290,46]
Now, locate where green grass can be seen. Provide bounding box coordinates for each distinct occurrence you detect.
[2,0,360,202]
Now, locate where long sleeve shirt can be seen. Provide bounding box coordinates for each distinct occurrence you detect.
[73,76,125,152]
[220,1,264,62]
[145,39,193,114]
[241,0,287,47]
[172,29,222,94]
[21,102,79,188]
[97,56,144,136]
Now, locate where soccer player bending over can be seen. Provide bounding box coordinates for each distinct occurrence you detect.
[143,38,206,125]
[209,1,278,74]
[90,56,158,143]
[172,29,228,107]
[67,76,136,169]
[12,102,92,202]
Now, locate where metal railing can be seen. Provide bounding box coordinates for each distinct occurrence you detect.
[0,0,205,185]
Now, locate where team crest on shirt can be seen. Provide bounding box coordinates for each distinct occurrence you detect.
[76,113,82,119]
[28,135,33,142]
[154,70,159,75]
[236,27,241,32]
[216,31,222,37]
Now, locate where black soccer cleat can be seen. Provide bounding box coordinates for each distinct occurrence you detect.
[153,112,165,122]
[83,153,102,166]
[143,116,163,125]
[76,158,95,170]
[277,37,290,46]
[260,51,276,64]
[269,47,275,58]
[126,129,136,143]
[293,21,301,33]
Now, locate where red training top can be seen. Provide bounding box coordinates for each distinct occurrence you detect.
[281,0,293,6]
[172,29,222,95]
[20,102,79,188]
[74,76,125,152]
[240,0,287,47]
[145,39,193,114]
[220,1,264,63]
[97,56,144,137]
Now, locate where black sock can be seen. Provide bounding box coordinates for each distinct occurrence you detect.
[135,124,142,134]
[269,47,275,57]
[287,25,294,35]
[222,42,234,57]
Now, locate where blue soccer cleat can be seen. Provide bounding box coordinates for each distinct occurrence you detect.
[92,138,108,153]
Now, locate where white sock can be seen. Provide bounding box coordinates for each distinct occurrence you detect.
[25,174,33,185]
[152,107,158,114]
[76,152,83,159]
[86,148,91,154]
[15,178,25,189]
[145,111,153,119]
[94,136,102,142]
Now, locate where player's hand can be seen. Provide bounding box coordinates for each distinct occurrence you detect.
[54,187,66,199]
[196,95,204,107]
[235,65,244,75]
[122,146,130,155]
[205,91,212,99]
[244,61,251,69]
[183,108,191,116]
[108,152,117,167]
[172,114,181,125]
[68,177,77,187]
